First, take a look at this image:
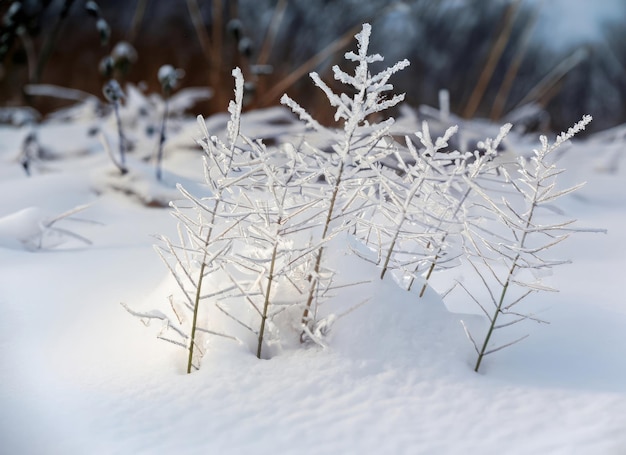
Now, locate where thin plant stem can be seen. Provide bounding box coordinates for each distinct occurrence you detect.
[513,47,587,110]
[127,0,148,43]
[34,0,77,84]
[186,0,221,104]
[474,203,535,372]
[156,96,169,181]
[410,186,472,294]
[17,28,37,82]
[301,161,344,330]
[490,5,540,120]
[257,240,278,359]
[462,0,521,119]
[186,0,214,61]
[259,23,362,107]
[258,3,404,107]
[211,0,223,91]
[380,175,427,279]
[187,202,219,374]
[257,0,287,66]
[112,101,127,173]
[418,256,437,297]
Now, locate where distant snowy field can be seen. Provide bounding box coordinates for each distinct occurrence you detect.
[1,100,626,455]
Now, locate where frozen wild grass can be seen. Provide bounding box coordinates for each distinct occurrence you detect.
[130,69,318,370]
[125,23,595,374]
[281,23,410,340]
[0,205,94,251]
[351,116,513,298]
[354,121,463,285]
[411,122,513,296]
[149,68,258,372]
[459,115,600,372]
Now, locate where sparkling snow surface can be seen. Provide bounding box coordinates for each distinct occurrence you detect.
[1,108,625,454]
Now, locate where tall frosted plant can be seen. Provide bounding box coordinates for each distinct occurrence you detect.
[281,23,409,338]
[125,68,257,373]
[214,146,321,358]
[126,68,324,367]
[459,115,598,372]
[411,123,513,297]
[361,122,461,283]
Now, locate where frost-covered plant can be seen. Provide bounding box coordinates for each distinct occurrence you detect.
[281,23,410,339]
[0,205,94,251]
[156,68,254,373]
[123,22,601,377]
[352,118,512,299]
[411,122,513,297]
[354,122,461,284]
[216,154,321,358]
[459,115,598,372]
[128,68,317,370]
[124,69,249,373]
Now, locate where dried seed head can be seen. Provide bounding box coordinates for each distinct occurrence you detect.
[96,17,110,46]
[3,2,22,27]
[85,1,101,18]
[111,41,137,65]
[227,18,243,41]
[99,55,115,78]
[158,65,185,94]
[238,37,254,58]
[103,79,124,103]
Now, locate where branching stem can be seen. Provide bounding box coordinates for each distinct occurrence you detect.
[156,97,169,181]
[474,203,535,372]
[257,240,278,359]
[301,160,344,330]
[113,101,127,173]
[187,201,218,374]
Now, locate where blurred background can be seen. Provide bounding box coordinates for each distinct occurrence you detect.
[1,0,625,134]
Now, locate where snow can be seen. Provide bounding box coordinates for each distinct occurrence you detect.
[1,102,626,454]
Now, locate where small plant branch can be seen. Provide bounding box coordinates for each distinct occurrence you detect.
[127,0,148,43]
[257,240,278,359]
[473,261,517,372]
[102,80,128,173]
[282,24,410,340]
[34,0,77,84]
[301,159,344,328]
[462,115,595,372]
[463,0,521,118]
[409,124,511,295]
[156,97,168,181]
[113,101,126,169]
[260,23,363,107]
[98,130,127,175]
[187,227,213,374]
[257,0,287,66]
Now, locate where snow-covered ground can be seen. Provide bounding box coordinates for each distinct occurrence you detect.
[1,97,625,455]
